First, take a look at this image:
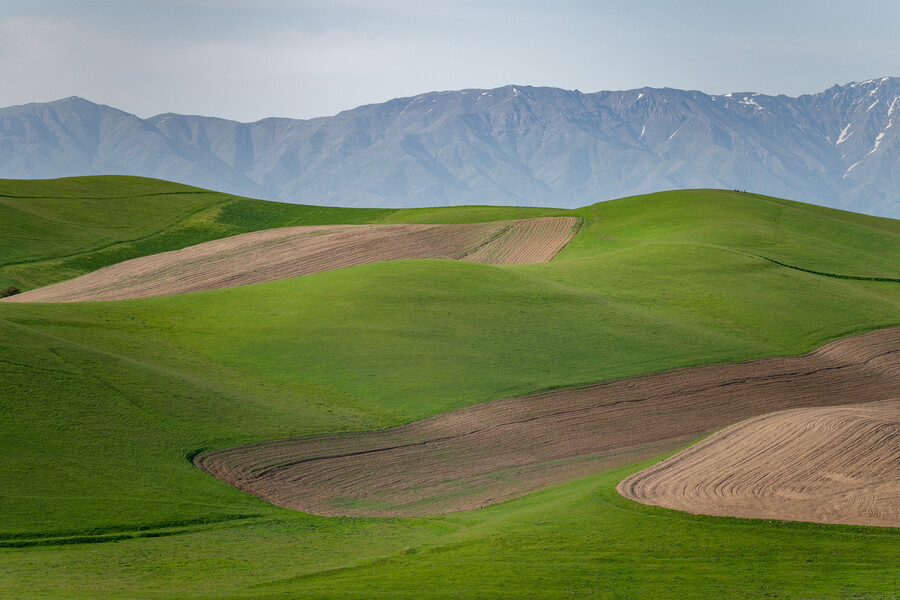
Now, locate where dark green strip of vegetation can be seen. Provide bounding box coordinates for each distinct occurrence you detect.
[755,254,900,282]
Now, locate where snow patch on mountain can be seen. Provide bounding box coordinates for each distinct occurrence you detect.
[836,124,853,145]
[1,78,899,218]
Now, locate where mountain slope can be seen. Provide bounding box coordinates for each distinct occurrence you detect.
[2,78,899,216]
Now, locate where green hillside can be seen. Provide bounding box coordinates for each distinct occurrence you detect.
[1,178,899,598]
[0,176,375,290]
[0,176,570,292]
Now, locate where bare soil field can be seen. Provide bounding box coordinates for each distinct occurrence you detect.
[4,217,578,302]
[618,400,900,527]
[196,327,900,518]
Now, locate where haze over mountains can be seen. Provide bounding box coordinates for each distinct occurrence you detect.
[1,78,898,217]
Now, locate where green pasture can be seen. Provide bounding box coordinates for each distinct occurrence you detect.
[1,178,899,598]
[0,175,565,291]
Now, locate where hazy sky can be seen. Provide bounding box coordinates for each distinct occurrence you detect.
[2,0,898,122]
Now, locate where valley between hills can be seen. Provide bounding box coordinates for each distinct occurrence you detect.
[1,176,899,599]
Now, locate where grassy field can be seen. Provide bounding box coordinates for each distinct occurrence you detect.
[0,175,565,291]
[1,178,899,598]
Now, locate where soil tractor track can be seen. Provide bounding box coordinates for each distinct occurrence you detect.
[618,399,900,527]
[196,327,900,519]
[4,217,579,302]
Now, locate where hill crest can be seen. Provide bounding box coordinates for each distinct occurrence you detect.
[1,79,899,217]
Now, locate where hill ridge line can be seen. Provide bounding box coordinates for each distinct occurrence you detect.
[0,201,232,271]
[4,79,900,218]
[618,241,900,283]
[5,217,580,302]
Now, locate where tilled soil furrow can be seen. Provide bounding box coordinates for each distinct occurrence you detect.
[4,217,578,302]
[618,400,900,527]
[196,326,900,518]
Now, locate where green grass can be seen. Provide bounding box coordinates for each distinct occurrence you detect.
[1,179,900,598]
[0,175,391,290]
[562,189,900,278]
[0,176,577,291]
[380,204,571,224]
[3,465,899,599]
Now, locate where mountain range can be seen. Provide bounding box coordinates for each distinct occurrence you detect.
[1,78,898,217]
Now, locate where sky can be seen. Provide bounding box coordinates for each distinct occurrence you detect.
[1,0,899,122]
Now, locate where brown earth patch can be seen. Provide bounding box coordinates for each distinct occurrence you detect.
[195,327,900,518]
[617,399,900,527]
[4,217,578,302]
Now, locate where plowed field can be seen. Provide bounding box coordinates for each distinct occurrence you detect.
[618,400,900,527]
[196,327,900,518]
[5,217,578,302]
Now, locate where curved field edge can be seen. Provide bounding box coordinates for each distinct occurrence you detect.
[617,399,900,528]
[193,326,900,517]
[4,177,900,294]
[558,189,900,280]
[2,235,899,538]
[5,460,900,599]
[0,175,570,291]
[0,514,265,548]
[0,176,383,290]
[2,184,900,598]
[5,217,580,302]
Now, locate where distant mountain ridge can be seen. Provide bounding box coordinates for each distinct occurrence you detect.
[1,78,899,217]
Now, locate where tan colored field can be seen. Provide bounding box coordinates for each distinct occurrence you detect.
[196,327,900,518]
[4,217,578,302]
[618,400,900,527]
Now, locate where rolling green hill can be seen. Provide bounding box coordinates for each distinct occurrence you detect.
[1,178,899,599]
[0,175,378,291]
[0,175,567,292]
